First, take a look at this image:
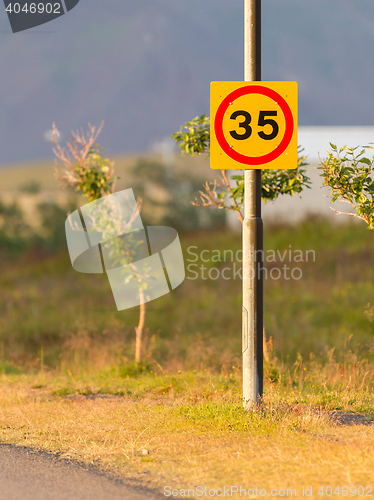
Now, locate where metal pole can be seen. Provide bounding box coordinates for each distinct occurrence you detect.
[242,0,263,408]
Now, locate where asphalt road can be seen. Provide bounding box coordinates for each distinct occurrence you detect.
[0,444,164,500]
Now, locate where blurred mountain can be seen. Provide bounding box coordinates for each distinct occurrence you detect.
[0,0,374,164]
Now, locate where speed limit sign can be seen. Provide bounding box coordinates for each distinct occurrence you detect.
[210,81,298,169]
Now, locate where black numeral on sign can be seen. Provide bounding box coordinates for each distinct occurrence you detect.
[258,111,279,140]
[229,110,279,141]
[229,110,252,140]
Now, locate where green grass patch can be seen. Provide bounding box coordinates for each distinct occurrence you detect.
[0,216,373,380]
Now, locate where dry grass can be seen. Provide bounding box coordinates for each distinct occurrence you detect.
[0,372,373,495]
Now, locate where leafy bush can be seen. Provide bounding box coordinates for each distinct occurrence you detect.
[0,199,33,252]
[36,200,78,251]
[172,114,311,221]
[18,180,42,194]
[319,143,374,229]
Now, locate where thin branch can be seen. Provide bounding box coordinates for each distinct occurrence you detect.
[220,170,244,223]
[192,180,223,209]
[329,206,367,222]
[192,171,244,223]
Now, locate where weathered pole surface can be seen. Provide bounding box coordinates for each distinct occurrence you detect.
[242,0,263,408]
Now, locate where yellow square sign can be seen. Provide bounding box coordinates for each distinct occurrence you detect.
[210,81,298,169]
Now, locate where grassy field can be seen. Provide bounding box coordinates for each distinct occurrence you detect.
[0,158,374,494]
[1,216,374,374]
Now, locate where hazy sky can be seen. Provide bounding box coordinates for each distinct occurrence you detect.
[0,0,373,164]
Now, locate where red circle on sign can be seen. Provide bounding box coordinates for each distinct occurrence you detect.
[214,85,294,165]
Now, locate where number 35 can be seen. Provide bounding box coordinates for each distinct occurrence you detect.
[229,110,279,141]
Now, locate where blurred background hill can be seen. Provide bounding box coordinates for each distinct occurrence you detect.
[0,0,374,164]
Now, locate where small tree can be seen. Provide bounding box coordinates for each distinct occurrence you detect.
[319,143,374,229]
[52,122,147,364]
[172,115,311,362]
[172,115,311,221]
